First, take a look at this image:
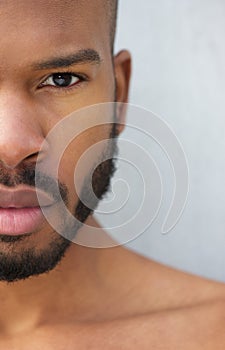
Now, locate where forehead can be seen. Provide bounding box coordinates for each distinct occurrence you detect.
[0,0,106,26]
[0,0,110,68]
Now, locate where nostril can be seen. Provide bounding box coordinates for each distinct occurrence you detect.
[24,152,39,161]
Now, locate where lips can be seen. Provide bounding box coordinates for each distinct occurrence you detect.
[0,186,55,235]
[0,186,54,208]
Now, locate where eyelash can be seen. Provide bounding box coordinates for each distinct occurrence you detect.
[39,71,88,92]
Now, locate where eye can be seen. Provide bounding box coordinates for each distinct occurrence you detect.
[40,73,80,88]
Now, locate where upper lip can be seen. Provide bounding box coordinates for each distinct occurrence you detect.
[0,186,54,208]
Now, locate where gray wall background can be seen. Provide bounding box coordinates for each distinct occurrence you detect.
[96,0,225,282]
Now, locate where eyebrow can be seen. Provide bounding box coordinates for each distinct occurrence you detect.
[32,49,102,70]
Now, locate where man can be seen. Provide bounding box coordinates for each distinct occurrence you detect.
[0,1,225,348]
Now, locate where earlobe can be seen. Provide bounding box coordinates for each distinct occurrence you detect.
[114,50,132,133]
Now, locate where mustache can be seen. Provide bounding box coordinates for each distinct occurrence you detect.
[0,164,68,205]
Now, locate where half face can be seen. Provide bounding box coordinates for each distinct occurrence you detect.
[0,0,131,282]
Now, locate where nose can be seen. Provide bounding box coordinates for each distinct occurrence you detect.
[0,91,45,169]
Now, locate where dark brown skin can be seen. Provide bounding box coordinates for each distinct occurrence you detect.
[0,1,225,348]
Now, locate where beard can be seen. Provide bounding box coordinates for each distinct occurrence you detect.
[0,123,118,283]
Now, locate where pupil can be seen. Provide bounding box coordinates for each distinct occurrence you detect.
[53,74,72,87]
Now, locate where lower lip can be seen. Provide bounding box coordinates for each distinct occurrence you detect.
[0,207,45,235]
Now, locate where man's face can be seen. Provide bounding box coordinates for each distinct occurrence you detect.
[0,0,130,282]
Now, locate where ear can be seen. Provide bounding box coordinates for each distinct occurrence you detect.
[114,50,131,134]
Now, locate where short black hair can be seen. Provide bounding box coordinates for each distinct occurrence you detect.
[108,0,119,52]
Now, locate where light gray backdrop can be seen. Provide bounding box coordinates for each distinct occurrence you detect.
[96,0,225,282]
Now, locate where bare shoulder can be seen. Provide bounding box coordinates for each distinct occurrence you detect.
[90,244,225,348]
[100,299,225,349]
[103,245,225,305]
[29,301,225,350]
[47,299,225,349]
[141,253,225,307]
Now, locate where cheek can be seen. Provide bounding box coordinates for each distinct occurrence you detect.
[57,125,113,203]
